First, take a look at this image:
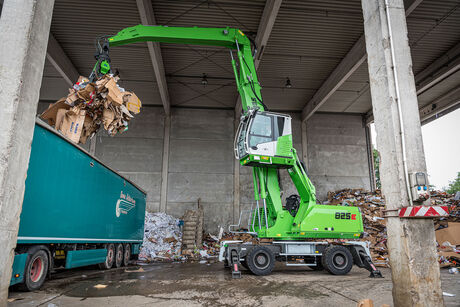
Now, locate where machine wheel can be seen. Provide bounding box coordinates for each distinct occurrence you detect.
[99,243,115,269]
[322,245,353,275]
[19,246,49,291]
[246,246,275,276]
[114,243,124,268]
[123,244,131,266]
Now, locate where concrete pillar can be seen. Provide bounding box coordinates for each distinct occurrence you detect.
[0,0,54,303]
[233,113,240,223]
[361,0,443,306]
[160,115,171,212]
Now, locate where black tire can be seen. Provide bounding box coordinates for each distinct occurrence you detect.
[321,245,353,275]
[123,244,131,267]
[246,246,275,276]
[99,243,115,269]
[19,246,49,291]
[114,243,124,268]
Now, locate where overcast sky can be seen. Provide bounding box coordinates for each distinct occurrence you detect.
[371,108,460,190]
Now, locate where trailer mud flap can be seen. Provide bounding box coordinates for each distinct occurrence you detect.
[10,253,28,286]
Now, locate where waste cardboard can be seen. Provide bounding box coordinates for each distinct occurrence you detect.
[435,223,460,246]
[40,74,142,144]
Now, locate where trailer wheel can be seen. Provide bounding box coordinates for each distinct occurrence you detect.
[99,243,115,269]
[322,245,353,275]
[246,246,275,276]
[123,244,131,267]
[19,247,49,291]
[115,243,124,268]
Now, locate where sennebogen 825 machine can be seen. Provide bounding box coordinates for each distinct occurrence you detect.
[91,24,382,278]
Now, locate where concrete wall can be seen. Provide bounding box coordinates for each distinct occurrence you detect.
[306,113,372,201]
[166,108,234,233]
[34,104,371,231]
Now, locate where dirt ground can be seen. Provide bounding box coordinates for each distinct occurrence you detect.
[8,262,460,306]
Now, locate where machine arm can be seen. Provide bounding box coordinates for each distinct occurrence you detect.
[91,24,264,113]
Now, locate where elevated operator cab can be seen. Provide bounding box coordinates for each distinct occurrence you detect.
[234,110,294,167]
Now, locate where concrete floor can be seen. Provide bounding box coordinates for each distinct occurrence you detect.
[8,262,460,307]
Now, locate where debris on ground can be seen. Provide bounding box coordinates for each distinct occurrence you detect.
[325,188,460,268]
[40,74,141,144]
[137,190,459,267]
[139,212,182,262]
[325,189,388,266]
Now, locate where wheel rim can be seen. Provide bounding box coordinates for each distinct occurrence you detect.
[254,252,269,270]
[30,257,44,282]
[117,246,123,263]
[124,247,130,264]
[332,252,348,269]
[107,248,114,264]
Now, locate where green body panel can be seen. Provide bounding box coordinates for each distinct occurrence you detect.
[10,253,28,286]
[275,135,293,157]
[240,154,295,168]
[17,122,146,244]
[65,249,107,269]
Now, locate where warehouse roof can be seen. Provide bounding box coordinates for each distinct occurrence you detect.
[2,0,459,123]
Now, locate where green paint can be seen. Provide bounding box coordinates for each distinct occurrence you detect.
[65,249,108,269]
[17,123,146,244]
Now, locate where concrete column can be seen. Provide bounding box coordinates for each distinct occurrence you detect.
[0,0,54,303]
[160,115,171,212]
[301,121,308,168]
[233,113,240,223]
[361,0,443,306]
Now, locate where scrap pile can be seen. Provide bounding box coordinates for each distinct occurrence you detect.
[139,212,183,262]
[325,189,388,266]
[40,75,141,144]
[326,188,460,268]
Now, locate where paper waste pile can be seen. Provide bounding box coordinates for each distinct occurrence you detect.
[139,212,183,261]
[326,188,460,268]
[40,74,141,144]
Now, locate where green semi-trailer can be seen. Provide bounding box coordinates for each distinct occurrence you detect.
[10,120,146,291]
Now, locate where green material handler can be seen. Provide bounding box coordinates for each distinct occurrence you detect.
[91,24,382,278]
